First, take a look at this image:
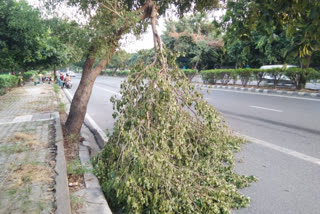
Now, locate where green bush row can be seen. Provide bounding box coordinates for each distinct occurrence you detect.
[182,69,197,80]
[200,68,320,88]
[101,69,198,80]
[23,71,38,81]
[0,74,19,95]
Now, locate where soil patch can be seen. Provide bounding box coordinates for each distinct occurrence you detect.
[59,112,85,193]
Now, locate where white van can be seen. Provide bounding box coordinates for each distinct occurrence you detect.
[260,64,298,82]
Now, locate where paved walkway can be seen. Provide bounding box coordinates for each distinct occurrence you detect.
[0,83,60,214]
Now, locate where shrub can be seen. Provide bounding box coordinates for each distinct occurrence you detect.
[252,69,265,87]
[23,71,37,81]
[285,67,320,89]
[213,69,232,85]
[182,69,197,81]
[0,74,19,94]
[230,69,238,84]
[200,69,217,84]
[237,69,252,87]
[263,68,283,88]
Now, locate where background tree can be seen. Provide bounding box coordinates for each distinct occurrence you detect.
[107,49,131,73]
[222,0,319,88]
[0,0,84,76]
[223,0,319,67]
[0,0,46,72]
[162,13,223,70]
[44,17,89,76]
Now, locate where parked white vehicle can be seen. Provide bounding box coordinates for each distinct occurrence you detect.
[260,64,298,83]
[66,71,76,77]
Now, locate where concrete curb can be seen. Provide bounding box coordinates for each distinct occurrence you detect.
[194,83,320,98]
[53,112,72,214]
[76,144,113,214]
[60,88,112,213]
[63,89,108,149]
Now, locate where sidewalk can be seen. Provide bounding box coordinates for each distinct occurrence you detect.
[0,83,70,213]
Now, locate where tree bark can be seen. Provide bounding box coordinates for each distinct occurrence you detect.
[64,1,157,136]
[65,51,114,135]
[297,54,312,89]
[53,64,57,79]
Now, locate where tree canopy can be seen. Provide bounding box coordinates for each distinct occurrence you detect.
[223,0,320,68]
[0,0,86,73]
[162,13,223,70]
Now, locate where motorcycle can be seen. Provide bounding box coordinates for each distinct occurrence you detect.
[65,80,72,89]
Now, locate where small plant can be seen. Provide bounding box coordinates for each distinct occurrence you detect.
[67,159,90,175]
[53,84,59,93]
[0,144,29,154]
[59,102,65,113]
[65,133,80,144]
[70,194,84,211]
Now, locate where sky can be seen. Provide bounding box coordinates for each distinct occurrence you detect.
[25,0,168,52]
[26,0,224,53]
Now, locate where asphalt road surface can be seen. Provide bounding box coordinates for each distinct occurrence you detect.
[68,75,320,214]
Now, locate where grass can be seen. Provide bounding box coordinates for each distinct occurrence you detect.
[59,102,65,113]
[67,158,90,175]
[53,84,59,93]
[0,144,29,154]
[4,132,43,149]
[71,194,84,212]
[6,164,54,188]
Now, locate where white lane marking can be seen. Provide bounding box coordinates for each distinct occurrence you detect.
[249,105,283,112]
[94,86,121,96]
[204,88,320,102]
[242,134,320,166]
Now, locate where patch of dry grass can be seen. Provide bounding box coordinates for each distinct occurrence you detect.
[6,132,43,149]
[5,164,54,188]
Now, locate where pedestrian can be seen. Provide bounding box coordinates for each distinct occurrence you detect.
[63,73,70,88]
[38,73,43,84]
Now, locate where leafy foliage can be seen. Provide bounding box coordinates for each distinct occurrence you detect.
[162,13,223,70]
[0,74,18,94]
[93,51,255,213]
[23,72,38,81]
[182,69,198,81]
[223,0,320,67]
[200,67,320,89]
[285,68,320,89]
[0,0,84,72]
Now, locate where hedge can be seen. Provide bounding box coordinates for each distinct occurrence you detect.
[182,69,198,80]
[0,74,19,95]
[23,71,38,81]
[285,67,319,89]
[201,68,320,89]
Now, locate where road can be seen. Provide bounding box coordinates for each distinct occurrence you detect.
[68,75,320,214]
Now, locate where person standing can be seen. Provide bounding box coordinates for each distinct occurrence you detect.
[63,73,70,88]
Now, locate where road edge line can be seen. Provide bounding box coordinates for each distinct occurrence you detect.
[241,133,320,166]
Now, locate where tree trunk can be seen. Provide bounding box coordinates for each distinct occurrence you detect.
[53,64,57,80]
[297,54,312,89]
[112,67,118,76]
[65,48,115,135]
[64,1,156,136]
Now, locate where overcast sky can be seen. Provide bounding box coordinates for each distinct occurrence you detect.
[26,0,224,53]
[26,0,167,53]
